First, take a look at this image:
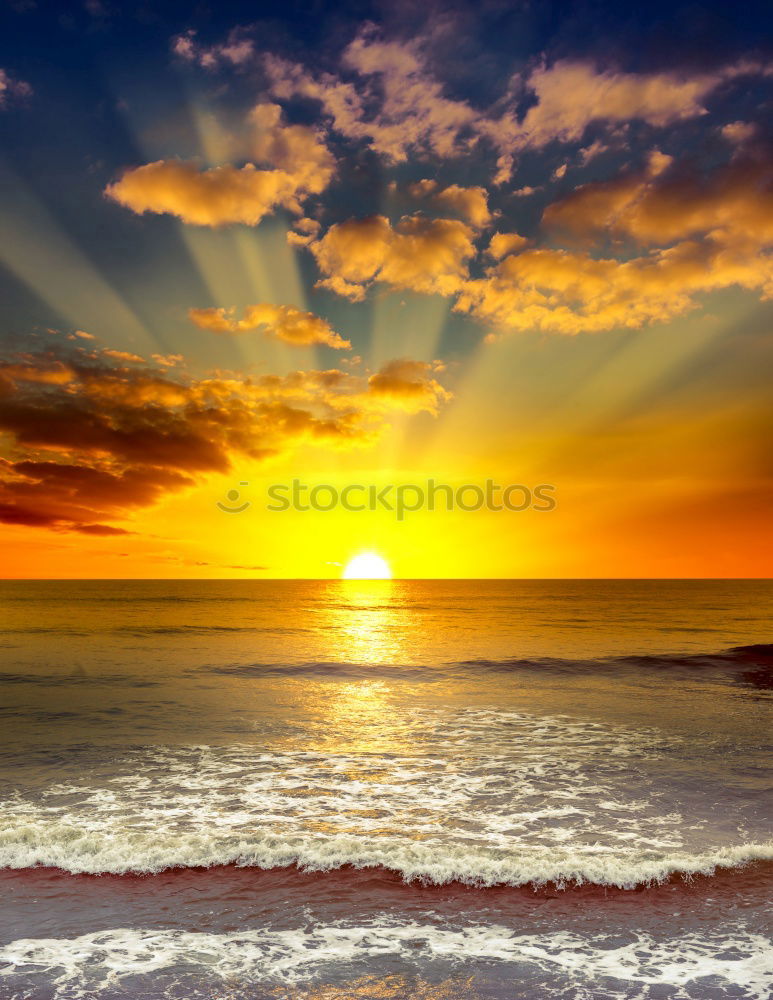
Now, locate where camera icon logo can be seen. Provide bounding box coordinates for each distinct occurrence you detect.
[216,482,251,514]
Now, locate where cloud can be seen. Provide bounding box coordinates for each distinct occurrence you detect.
[502,61,731,150]
[0,68,32,107]
[720,121,757,145]
[275,121,772,335]
[102,348,146,363]
[172,28,255,69]
[105,160,296,226]
[483,59,771,181]
[0,347,450,533]
[544,147,773,247]
[455,236,773,335]
[367,359,451,415]
[578,139,609,165]
[298,141,772,333]
[487,232,527,259]
[105,105,334,227]
[74,522,133,536]
[304,214,476,301]
[287,216,321,247]
[542,149,674,240]
[449,147,770,335]
[265,29,477,164]
[408,180,491,229]
[249,103,335,196]
[151,353,184,367]
[264,26,772,183]
[188,303,350,348]
[0,459,194,534]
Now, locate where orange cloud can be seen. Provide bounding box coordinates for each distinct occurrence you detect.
[0,360,75,385]
[105,105,334,226]
[105,160,298,226]
[456,236,773,335]
[513,62,732,145]
[367,359,452,415]
[484,59,769,181]
[286,216,322,248]
[450,146,773,335]
[0,348,450,533]
[542,149,673,239]
[306,214,476,301]
[265,26,771,183]
[487,232,528,259]
[102,349,146,363]
[188,303,350,348]
[249,103,334,198]
[151,353,184,367]
[543,147,773,247]
[287,138,773,335]
[720,121,757,145]
[266,31,477,164]
[409,181,492,229]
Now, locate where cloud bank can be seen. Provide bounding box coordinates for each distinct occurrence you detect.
[0,347,450,534]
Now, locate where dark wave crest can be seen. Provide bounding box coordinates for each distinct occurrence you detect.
[202,644,773,688]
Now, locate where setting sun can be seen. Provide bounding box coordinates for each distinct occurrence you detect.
[342,553,392,580]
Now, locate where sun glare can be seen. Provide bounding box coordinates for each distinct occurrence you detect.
[342,552,392,580]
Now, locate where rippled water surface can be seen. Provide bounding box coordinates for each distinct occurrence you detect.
[0,580,771,998]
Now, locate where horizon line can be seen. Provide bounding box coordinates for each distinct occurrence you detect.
[1,577,771,583]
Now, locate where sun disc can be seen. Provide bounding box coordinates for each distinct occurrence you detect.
[342,552,392,580]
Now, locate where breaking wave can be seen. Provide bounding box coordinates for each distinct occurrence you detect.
[1,821,771,888]
[1,918,771,999]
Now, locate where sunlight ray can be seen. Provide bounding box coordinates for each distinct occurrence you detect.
[0,160,156,353]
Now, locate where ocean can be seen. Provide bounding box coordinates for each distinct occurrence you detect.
[0,579,770,999]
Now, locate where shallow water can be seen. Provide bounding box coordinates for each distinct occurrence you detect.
[0,580,771,998]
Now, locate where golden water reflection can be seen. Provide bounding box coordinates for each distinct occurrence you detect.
[310,581,420,753]
[319,580,413,666]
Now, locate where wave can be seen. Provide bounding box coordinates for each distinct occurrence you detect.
[201,643,773,687]
[2,624,307,636]
[2,921,770,998]
[0,672,161,686]
[115,625,308,636]
[458,643,773,685]
[1,824,771,888]
[207,661,434,679]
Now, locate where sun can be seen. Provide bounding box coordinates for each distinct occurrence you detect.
[342,552,392,580]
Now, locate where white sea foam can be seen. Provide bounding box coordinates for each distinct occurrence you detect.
[0,710,767,886]
[1,920,770,999]
[1,813,771,885]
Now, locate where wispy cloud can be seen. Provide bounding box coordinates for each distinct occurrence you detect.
[172,28,255,69]
[0,68,31,107]
[263,26,771,183]
[188,303,350,349]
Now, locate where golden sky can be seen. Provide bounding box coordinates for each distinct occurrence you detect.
[1,6,772,577]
